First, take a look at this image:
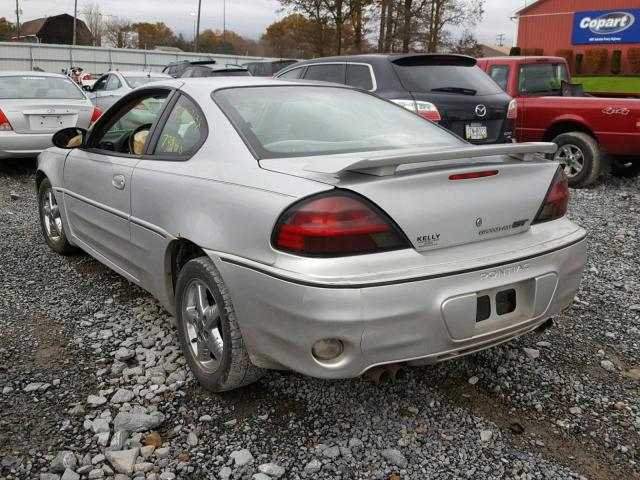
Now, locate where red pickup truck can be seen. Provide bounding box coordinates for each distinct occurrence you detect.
[477,56,640,187]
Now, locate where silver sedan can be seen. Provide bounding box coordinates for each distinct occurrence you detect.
[0,72,99,160]
[85,71,172,112]
[36,77,587,392]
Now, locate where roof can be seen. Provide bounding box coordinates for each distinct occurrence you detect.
[189,64,248,71]
[146,76,335,93]
[480,44,511,57]
[515,1,544,15]
[0,71,69,78]
[481,56,565,62]
[111,71,172,77]
[19,18,47,36]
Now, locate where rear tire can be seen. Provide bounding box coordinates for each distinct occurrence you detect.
[551,132,601,188]
[175,257,265,392]
[38,178,78,255]
[611,156,640,178]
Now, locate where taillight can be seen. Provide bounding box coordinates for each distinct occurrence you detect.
[533,167,569,224]
[507,99,517,119]
[449,170,498,180]
[635,116,640,132]
[273,191,409,256]
[0,109,13,131]
[391,99,441,122]
[90,107,102,124]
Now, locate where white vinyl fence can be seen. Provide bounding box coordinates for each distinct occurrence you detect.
[0,41,276,75]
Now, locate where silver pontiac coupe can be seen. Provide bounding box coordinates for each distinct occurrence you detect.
[36,77,587,392]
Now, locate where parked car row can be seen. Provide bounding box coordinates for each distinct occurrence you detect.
[2,54,639,181]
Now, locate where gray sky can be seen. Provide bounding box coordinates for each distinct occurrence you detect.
[3,0,522,45]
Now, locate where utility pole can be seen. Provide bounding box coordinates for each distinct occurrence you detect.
[222,0,226,53]
[496,33,506,47]
[15,0,20,40]
[72,0,78,45]
[195,0,202,52]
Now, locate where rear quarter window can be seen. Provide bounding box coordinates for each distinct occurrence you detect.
[488,65,509,91]
[304,64,346,84]
[346,64,374,90]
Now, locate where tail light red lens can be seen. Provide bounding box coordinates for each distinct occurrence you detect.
[635,116,640,132]
[533,167,569,224]
[0,109,13,131]
[273,192,409,256]
[90,107,102,124]
[449,170,498,180]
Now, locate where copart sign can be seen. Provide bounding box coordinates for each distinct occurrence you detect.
[572,9,640,45]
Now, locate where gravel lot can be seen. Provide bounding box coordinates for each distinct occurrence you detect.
[0,159,638,480]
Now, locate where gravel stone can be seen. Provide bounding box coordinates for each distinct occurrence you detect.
[258,463,285,477]
[230,449,254,466]
[50,451,77,473]
[105,448,139,474]
[113,412,165,432]
[303,459,322,473]
[600,359,616,372]
[381,449,407,468]
[60,469,80,480]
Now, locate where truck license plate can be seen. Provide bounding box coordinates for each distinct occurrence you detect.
[465,123,488,140]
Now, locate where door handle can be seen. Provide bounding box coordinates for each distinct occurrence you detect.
[112,174,126,190]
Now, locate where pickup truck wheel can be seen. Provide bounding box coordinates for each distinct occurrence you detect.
[175,256,265,392]
[551,132,601,188]
[611,156,640,178]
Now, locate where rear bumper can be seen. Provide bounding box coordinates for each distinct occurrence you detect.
[0,131,53,159]
[210,228,587,379]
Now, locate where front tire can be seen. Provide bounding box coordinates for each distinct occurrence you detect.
[551,132,601,188]
[38,178,77,255]
[175,257,264,392]
[611,156,640,178]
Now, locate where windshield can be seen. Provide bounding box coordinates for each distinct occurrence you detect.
[123,75,167,88]
[0,75,84,100]
[518,63,569,95]
[214,86,463,159]
[392,62,502,96]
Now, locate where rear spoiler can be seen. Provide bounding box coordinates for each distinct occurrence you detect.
[303,142,558,177]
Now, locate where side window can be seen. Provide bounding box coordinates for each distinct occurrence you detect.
[488,65,509,91]
[346,64,374,90]
[277,67,303,79]
[154,95,206,157]
[304,64,346,84]
[106,75,121,91]
[92,75,108,91]
[91,92,169,154]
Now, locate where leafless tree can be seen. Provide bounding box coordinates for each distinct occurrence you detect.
[103,17,136,49]
[81,2,104,46]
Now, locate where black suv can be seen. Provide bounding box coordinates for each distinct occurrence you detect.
[243,59,298,77]
[275,54,516,144]
[162,60,218,78]
[179,64,251,78]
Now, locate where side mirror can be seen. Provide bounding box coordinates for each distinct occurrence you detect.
[82,84,92,92]
[52,127,88,149]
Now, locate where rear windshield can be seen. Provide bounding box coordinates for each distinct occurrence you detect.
[214,86,462,159]
[518,63,569,95]
[123,75,167,88]
[0,75,84,99]
[392,60,502,96]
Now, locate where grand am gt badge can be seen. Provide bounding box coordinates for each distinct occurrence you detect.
[478,219,528,236]
[416,233,440,249]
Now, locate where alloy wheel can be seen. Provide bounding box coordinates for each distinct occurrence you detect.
[554,144,584,178]
[41,187,63,242]
[182,279,224,373]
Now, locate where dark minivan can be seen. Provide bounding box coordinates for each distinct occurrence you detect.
[275,54,517,144]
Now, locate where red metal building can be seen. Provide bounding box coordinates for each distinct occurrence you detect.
[516,0,640,74]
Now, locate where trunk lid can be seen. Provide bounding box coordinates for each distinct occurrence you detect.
[1,99,93,134]
[260,145,559,252]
